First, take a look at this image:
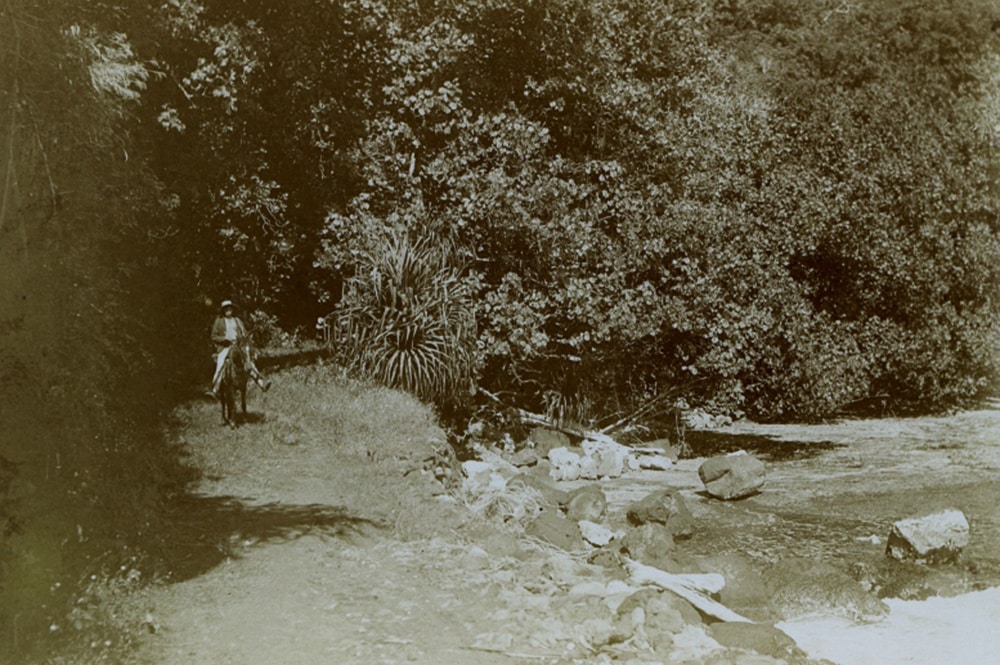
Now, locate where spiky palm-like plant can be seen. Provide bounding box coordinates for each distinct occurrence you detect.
[334,232,476,407]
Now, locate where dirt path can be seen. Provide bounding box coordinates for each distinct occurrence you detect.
[135,377,529,665]
[138,533,521,664]
[132,370,796,665]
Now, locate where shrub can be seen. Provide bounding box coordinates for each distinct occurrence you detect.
[332,231,477,410]
[246,309,301,349]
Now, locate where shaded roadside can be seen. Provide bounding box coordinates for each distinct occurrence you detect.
[145,496,380,584]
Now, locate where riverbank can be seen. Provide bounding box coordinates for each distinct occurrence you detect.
[122,365,828,664]
[111,367,1000,664]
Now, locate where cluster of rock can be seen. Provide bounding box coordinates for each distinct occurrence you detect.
[467,563,811,664]
[684,408,735,430]
[457,424,974,663]
[456,500,821,661]
[457,429,824,662]
[461,427,770,554]
[513,427,676,483]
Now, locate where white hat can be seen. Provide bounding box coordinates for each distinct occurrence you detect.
[220,300,234,310]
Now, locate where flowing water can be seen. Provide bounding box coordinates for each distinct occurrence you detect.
[588,400,1000,664]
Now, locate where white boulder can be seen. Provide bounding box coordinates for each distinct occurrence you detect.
[578,520,619,547]
[461,460,506,497]
[886,509,970,563]
[582,437,634,478]
[548,447,583,481]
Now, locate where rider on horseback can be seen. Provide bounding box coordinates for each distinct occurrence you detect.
[209,300,271,396]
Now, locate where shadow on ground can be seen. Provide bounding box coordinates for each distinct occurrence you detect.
[234,411,266,425]
[142,495,381,584]
[685,429,845,461]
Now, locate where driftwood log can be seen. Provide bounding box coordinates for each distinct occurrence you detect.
[625,558,752,623]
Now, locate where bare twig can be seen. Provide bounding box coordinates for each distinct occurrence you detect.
[0,105,16,235]
[33,125,57,213]
[171,72,193,103]
[599,377,706,435]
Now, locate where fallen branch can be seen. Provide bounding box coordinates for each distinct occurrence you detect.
[479,389,621,445]
[625,558,752,623]
[598,377,707,435]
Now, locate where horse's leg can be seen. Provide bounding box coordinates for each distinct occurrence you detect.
[220,383,235,428]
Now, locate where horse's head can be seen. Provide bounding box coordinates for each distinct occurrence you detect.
[229,337,252,369]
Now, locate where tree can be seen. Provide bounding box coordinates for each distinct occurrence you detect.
[1,1,195,656]
[142,0,1000,420]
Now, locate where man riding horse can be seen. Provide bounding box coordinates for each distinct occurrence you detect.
[209,300,271,397]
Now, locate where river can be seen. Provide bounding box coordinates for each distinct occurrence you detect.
[578,400,1000,664]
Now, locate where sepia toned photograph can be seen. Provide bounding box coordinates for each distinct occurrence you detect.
[2,1,999,663]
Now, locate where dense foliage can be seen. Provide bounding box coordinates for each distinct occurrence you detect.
[145,0,1000,420]
[2,0,999,658]
[0,1,200,658]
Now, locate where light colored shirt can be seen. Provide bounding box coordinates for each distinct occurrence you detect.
[224,317,239,342]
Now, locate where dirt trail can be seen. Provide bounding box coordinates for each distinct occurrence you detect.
[135,388,522,665]
[138,533,519,664]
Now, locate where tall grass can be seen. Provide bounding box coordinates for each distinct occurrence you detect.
[170,363,461,540]
[333,232,477,410]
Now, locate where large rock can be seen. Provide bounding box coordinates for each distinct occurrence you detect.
[765,557,889,622]
[565,484,607,522]
[612,590,689,655]
[617,587,702,629]
[640,439,681,462]
[636,454,673,470]
[626,489,694,538]
[621,523,682,572]
[473,447,521,479]
[507,447,540,467]
[886,509,970,563]
[461,460,506,497]
[706,622,803,660]
[529,427,572,457]
[525,507,585,551]
[698,451,765,500]
[548,447,583,481]
[579,520,618,547]
[507,472,570,508]
[581,438,633,478]
[697,553,775,622]
[578,453,601,480]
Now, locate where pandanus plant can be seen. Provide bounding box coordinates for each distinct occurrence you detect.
[334,231,476,407]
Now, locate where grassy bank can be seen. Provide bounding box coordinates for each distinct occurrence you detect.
[162,362,459,540]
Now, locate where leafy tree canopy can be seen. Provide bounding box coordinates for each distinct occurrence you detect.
[135,0,1000,421]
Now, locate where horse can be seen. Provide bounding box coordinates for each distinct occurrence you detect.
[219,338,250,428]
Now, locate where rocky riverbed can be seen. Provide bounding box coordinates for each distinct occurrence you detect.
[456,400,1000,663]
